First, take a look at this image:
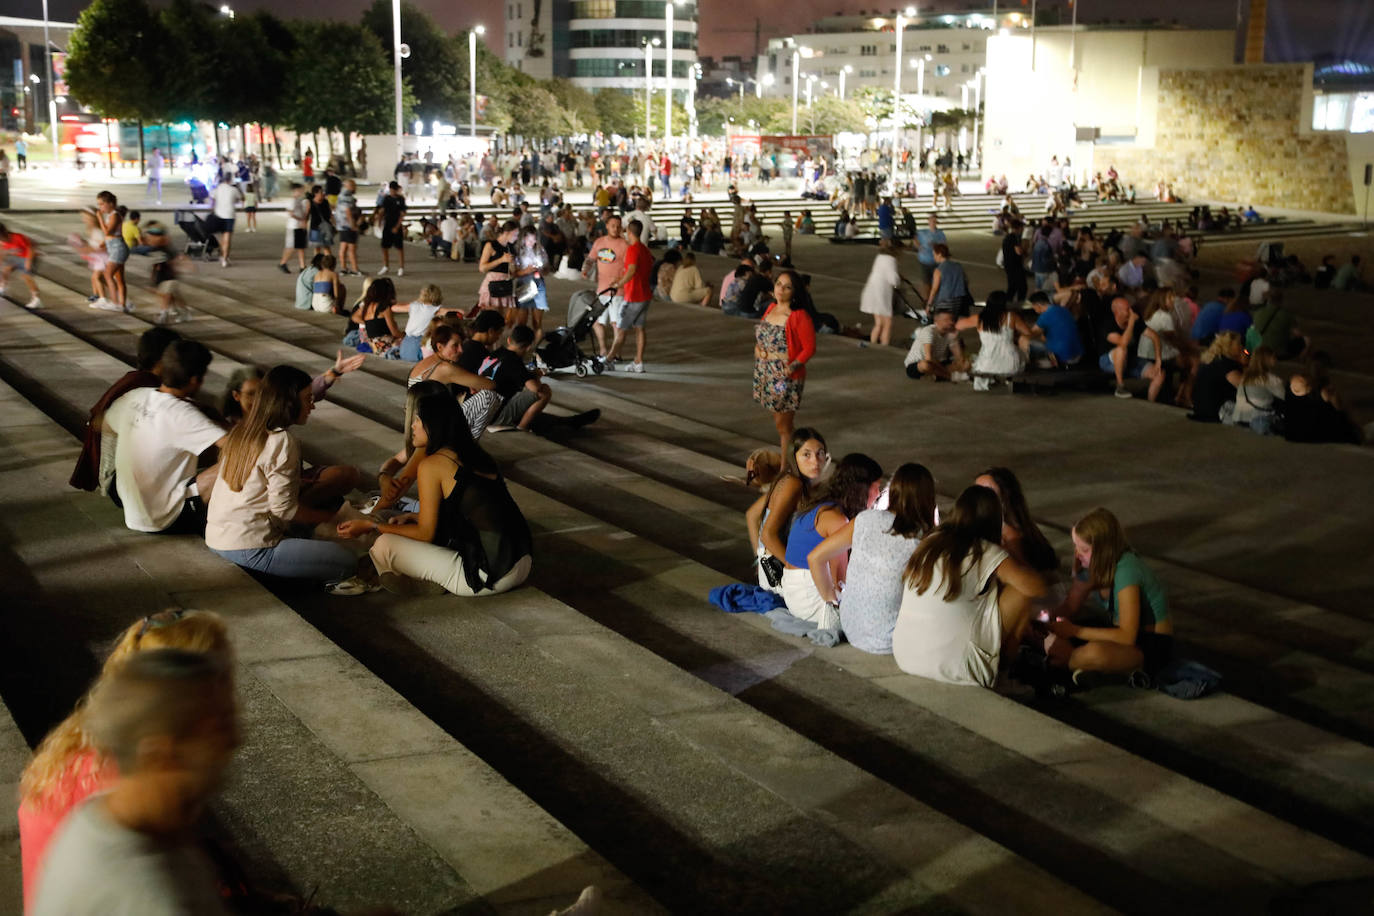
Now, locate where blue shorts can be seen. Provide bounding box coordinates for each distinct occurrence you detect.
[1098,352,1145,378]
[105,238,129,265]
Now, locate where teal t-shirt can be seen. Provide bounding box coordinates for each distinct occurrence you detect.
[1109,551,1169,627]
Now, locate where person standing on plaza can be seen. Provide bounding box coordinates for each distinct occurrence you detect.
[477,219,519,317]
[146,146,163,203]
[927,243,972,316]
[14,137,26,170]
[211,174,241,268]
[278,183,309,273]
[860,239,903,347]
[603,219,653,373]
[913,213,945,301]
[588,213,629,359]
[307,185,335,258]
[335,179,361,275]
[375,180,408,277]
[754,269,817,452]
[1002,223,1028,304]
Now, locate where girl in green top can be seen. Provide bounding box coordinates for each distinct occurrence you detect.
[1047,507,1174,677]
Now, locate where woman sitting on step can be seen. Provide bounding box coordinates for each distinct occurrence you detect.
[893,486,1046,687]
[336,393,532,597]
[205,365,362,585]
[1044,508,1174,682]
[747,427,828,594]
[807,462,936,654]
[407,322,501,439]
[778,453,884,631]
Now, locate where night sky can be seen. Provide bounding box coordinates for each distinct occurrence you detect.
[15,0,1373,65]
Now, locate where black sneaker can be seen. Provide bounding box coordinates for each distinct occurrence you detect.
[278,263,290,274]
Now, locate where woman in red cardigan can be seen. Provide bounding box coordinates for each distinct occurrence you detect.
[753,269,818,452]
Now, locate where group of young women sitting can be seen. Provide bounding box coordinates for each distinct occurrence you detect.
[746,429,1174,688]
[208,361,532,598]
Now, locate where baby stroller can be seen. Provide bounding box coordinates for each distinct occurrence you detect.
[535,288,614,378]
[186,176,209,204]
[174,209,220,260]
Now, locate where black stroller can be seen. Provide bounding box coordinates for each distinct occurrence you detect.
[536,288,614,377]
[174,209,220,260]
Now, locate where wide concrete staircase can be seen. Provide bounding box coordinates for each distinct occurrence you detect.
[2,223,1373,913]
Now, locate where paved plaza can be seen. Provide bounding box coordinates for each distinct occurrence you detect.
[2,177,1373,913]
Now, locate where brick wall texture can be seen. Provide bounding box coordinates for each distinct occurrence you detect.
[1109,65,1354,214]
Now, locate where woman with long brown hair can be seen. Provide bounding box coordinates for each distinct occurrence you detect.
[892,486,1045,686]
[753,269,817,452]
[746,427,827,593]
[204,365,359,583]
[1046,508,1173,681]
[808,462,937,654]
[18,610,230,909]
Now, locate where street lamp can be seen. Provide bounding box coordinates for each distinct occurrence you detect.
[839,64,852,100]
[911,55,929,161]
[665,1,682,149]
[644,37,660,142]
[971,68,984,170]
[392,0,404,165]
[469,26,484,139]
[805,75,817,110]
[892,6,915,188]
[791,45,811,135]
[42,0,59,165]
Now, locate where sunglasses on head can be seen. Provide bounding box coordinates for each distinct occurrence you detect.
[136,608,188,643]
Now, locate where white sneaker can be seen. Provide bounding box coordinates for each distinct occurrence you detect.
[625,362,645,373]
[376,266,388,276]
[0,285,7,298]
[396,267,404,277]
[155,309,174,325]
[91,298,123,312]
[950,370,970,382]
[328,576,380,597]
[220,257,229,268]
[973,376,990,392]
[24,297,42,310]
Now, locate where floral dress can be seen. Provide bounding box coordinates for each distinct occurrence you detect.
[754,320,803,413]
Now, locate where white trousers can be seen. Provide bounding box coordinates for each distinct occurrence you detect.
[780,567,840,630]
[371,533,531,597]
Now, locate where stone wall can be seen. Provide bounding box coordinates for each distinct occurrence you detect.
[1109,64,1355,214]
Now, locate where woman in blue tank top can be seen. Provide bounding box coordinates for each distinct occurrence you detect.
[779,453,883,632]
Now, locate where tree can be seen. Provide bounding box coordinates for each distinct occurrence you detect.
[545,79,600,134]
[284,21,410,168]
[361,0,461,126]
[63,0,175,168]
[594,90,639,137]
[161,0,238,146]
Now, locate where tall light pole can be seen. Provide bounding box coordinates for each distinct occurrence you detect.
[644,38,659,142]
[913,55,928,161]
[664,1,675,149]
[891,6,915,188]
[392,0,404,166]
[42,0,59,165]
[805,75,816,109]
[469,26,484,139]
[839,65,852,100]
[759,73,772,98]
[971,69,983,170]
[791,48,800,134]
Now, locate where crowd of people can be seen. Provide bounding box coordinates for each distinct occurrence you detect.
[744,430,1173,692]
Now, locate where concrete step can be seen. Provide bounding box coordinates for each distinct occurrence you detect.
[0,305,1111,914]
[12,251,1374,893]
[8,304,1372,910]
[0,693,25,915]
[0,370,653,915]
[13,262,1374,848]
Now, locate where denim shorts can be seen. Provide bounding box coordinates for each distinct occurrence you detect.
[1098,352,1145,378]
[105,238,129,265]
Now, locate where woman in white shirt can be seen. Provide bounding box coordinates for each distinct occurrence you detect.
[892,486,1046,687]
[1228,345,1286,434]
[858,240,903,346]
[205,365,359,584]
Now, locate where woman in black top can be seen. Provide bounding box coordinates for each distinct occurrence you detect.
[477,219,518,319]
[338,393,532,596]
[1002,223,1027,304]
[307,185,335,256]
[353,277,402,357]
[1190,331,1245,422]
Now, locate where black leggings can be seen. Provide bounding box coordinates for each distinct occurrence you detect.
[1005,270,1027,303]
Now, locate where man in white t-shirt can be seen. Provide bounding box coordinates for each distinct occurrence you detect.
[211,178,241,268]
[146,148,164,204]
[904,310,969,381]
[103,340,226,534]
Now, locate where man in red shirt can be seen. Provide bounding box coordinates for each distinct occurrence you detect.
[659,153,672,197]
[0,222,42,309]
[605,219,654,373]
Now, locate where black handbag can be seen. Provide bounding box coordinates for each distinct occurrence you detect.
[760,554,785,589]
[488,278,513,298]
